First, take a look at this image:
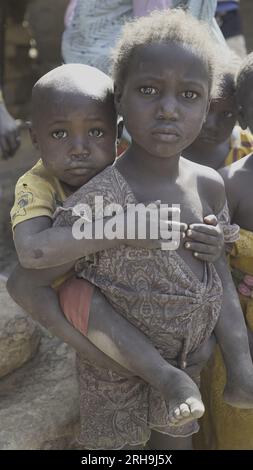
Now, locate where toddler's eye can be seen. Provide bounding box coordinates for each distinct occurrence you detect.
[52,130,68,139]
[139,86,158,95]
[223,111,234,119]
[88,128,104,137]
[182,91,198,100]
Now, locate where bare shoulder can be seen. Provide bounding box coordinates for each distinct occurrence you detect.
[219,154,253,217]
[219,154,253,196]
[183,159,225,213]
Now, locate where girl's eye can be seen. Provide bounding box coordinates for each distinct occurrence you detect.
[88,128,104,137]
[182,91,198,100]
[223,111,234,119]
[139,86,158,95]
[52,130,68,139]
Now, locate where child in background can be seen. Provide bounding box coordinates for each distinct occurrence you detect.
[7,64,222,410]
[197,52,253,450]
[51,10,253,450]
[184,51,253,170]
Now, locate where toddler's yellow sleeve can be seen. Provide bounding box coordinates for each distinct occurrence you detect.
[11,173,56,230]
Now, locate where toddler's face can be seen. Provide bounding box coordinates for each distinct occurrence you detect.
[32,94,117,188]
[116,42,210,159]
[196,94,238,146]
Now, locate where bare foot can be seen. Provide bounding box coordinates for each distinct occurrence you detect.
[162,368,205,426]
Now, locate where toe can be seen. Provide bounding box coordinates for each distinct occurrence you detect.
[173,407,181,419]
[179,403,191,417]
[186,398,205,419]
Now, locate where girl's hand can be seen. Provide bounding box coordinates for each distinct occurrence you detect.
[184,214,224,262]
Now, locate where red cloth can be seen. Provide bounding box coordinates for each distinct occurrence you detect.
[58,277,94,335]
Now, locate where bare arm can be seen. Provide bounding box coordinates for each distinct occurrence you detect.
[14,215,124,269]
[219,166,238,221]
[13,203,181,269]
[214,252,251,366]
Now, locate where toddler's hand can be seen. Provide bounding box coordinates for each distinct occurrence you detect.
[184,214,224,262]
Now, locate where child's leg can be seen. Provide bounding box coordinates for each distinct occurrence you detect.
[8,264,206,428]
[214,255,253,408]
[149,430,193,450]
[7,265,130,376]
[59,277,205,426]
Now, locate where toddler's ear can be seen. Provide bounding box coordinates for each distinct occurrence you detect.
[238,105,248,130]
[28,123,39,150]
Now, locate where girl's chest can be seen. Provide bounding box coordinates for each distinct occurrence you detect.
[126,184,214,282]
[132,184,213,226]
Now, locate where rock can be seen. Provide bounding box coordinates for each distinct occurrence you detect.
[0,334,79,449]
[0,276,41,378]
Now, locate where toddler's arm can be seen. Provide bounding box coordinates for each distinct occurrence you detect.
[14,215,126,269]
[14,203,188,270]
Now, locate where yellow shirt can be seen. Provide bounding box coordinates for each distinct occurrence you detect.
[11,159,72,288]
[11,159,67,229]
[224,126,253,166]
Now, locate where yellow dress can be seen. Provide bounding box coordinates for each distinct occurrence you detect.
[196,126,253,450]
[224,126,253,166]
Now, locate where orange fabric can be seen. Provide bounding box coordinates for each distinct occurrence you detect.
[58,277,94,335]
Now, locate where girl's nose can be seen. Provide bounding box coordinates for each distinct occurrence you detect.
[158,95,179,120]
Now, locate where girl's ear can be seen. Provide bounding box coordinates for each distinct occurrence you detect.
[117,117,124,140]
[28,123,40,150]
[238,105,248,130]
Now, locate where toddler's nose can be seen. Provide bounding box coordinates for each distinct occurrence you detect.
[70,137,90,159]
[70,150,90,161]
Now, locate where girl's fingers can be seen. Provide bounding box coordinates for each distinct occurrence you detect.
[184,241,217,255]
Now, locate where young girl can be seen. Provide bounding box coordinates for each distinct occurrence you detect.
[52,10,253,450]
[197,52,253,450]
[183,51,253,169]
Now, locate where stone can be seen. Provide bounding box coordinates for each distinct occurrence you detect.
[0,334,79,450]
[0,276,41,378]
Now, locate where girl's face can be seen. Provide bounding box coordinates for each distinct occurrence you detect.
[116,42,210,159]
[196,94,238,147]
